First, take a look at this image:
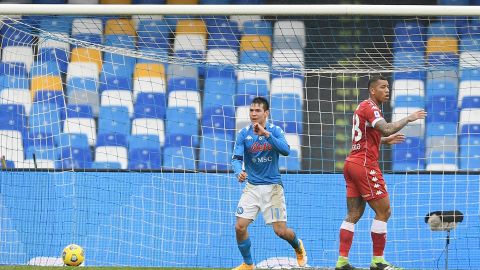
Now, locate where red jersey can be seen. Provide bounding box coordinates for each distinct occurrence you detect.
[346,99,384,167]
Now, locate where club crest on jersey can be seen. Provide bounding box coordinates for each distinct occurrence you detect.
[374,111,381,118]
[237,207,244,214]
[250,142,272,153]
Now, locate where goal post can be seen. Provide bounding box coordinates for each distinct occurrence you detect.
[0,3,479,269]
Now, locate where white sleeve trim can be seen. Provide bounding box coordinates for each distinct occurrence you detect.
[372,117,384,128]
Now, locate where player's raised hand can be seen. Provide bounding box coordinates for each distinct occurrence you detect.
[237,171,248,183]
[253,123,267,136]
[407,110,427,122]
[383,133,406,145]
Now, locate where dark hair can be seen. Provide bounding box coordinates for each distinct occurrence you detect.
[251,96,269,111]
[367,75,387,90]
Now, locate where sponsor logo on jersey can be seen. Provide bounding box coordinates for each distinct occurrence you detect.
[256,156,273,163]
[374,111,381,118]
[250,142,272,153]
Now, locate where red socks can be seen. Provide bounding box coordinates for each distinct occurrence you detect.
[371,219,387,256]
[339,221,355,257]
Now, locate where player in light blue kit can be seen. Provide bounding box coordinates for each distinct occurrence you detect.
[231,97,307,270]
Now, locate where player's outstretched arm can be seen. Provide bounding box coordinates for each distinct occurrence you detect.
[375,110,427,136]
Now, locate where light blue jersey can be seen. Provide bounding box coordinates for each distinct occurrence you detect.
[231,123,290,185]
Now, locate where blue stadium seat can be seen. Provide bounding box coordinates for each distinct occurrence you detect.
[201,106,235,137]
[243,20,272,36]
[461,124,480,135]
[459,134,480,170]
[393,51,424,69]
[427,21,457,37]
[460,68,480,81]
[33,90,66,120]
[164,134,196,148]
[393,95,425,108]
[29,103,62,137]
[55,133,89,149]
[38,48,69,74]
[459,20,480,37]
[105,35,136,50]
[270,94,303,123]
[101,62,134,80]
[393,21,425,53]
[134,102,166,119]
[103,52,136,74]
[279,149,301,170]
[137,20,170,51]
[460,37,480,52]
[236,79,269,106]
[57,147,92,169]
[25,147,58,161]
[0,62,28,78]
[96,133,128,147]
[71,34,103,46]
[98,76,133,92]
[0,104,27,136]
[98,106,131,136]
[425,79,458,100]
[135,92,166,115]
[240,51,271,66]
[167,77,199,92]
[426,122,457,137]
[0,76,29,90]
[165,107,199,141]
[25,132,56,151]
[128,148,162,170]
[461,96,480,109]
[393,70,426,81]
[30,61,61,77]
[426,151,457,169]
[207,32,239,50]
[66,104,94,119]
[198,133,233,171]
[128,135,161,151]
[427,53,458,67]
[39,16,71,33]
[392,137,425,165]
[0,22,35,47]
[426,95,458,123]
[205,64,236,79]
[66,77,98,96]
[203,78,236,108]
[137,47,169,64]
[162,146,196,170]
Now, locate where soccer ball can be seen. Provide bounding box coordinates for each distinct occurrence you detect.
[62,244,84,266]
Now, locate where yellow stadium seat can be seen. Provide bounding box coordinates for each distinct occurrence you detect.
[426,37,458,54]
[100,0,132,4]
[134,63,166,80]
[167,0,198,4]
[71,48,103,72]
[240,35,272,52]
[176,20,207,37]
[31,76,63,98]
[105,19,136,36]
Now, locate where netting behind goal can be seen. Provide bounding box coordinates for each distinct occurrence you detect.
[0,4,479,269]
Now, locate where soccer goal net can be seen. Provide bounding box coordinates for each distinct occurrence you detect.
[0,3,479,269]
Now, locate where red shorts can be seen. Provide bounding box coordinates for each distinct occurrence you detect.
[343,160,388,201]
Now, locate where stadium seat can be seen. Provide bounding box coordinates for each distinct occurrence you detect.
[426,66,458,83]
[104,34,136,50]
[272,49,304,69]
[167,90,201,116]
[30,61,61,78]
[0,88,32,115]
[165,107,199,143]
[176,20,207,37]
[235,106,250,131]
[427,21,457,37]
[458,80,480,107]
[37,41,69,74]
[243,20,272,36]
[90,161,121,169]
[203,78,236,110]
[393,51,424,69]
[167,64,198,81]
[460,51,480,68]
[98,106,131,136]
[0,104,27,135]
[2,46,34,73]
[427,53,459,67]
[240,51,271,66]
[273,20,306,49]
[95,146,128,169]
[0,130,24,165]
[96,133,128,147]
[240,35,272,52]
[271,77,304,100]
[128,134,161,151]
[236,79,269,106]
[459,134,480,171]
[135,92,166,117]
[67,62,100,82]
[460,36,480,52]
[162,145,196,170]
[100,62,134,81]
[426,37,458,55]
[56,133,89,149]
[58,147,92,167]
[31,76,63,97]
[63,117,97,146]
[270,93,302,127]
[128,147,162,170]
[459,108,480,128]
[71,48,103,72]
[230,15,262,32]
[198,133,233,171]
[392,107,425,137]
[392,137,425,167]
[426,95,458,123]
[131,118,165,146]
[66,77,100,116]
[134,63,166,79]
[208,32,239,50]
[201,106,235,138]
[426,151,458,171]
[0,62,28,78]
[460,68,480,81]
[425,79,458,100]
[461,124,480,135]
[100,90,134,117]
[24,131,55,153]
[133,77,166,101]
[461,96,480,109]
[29,104,62,138]
[279,149,301,170]
[39,16,70,33]
[394,95,425,108]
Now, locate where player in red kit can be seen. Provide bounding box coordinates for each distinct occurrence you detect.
[335,75,427,270]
